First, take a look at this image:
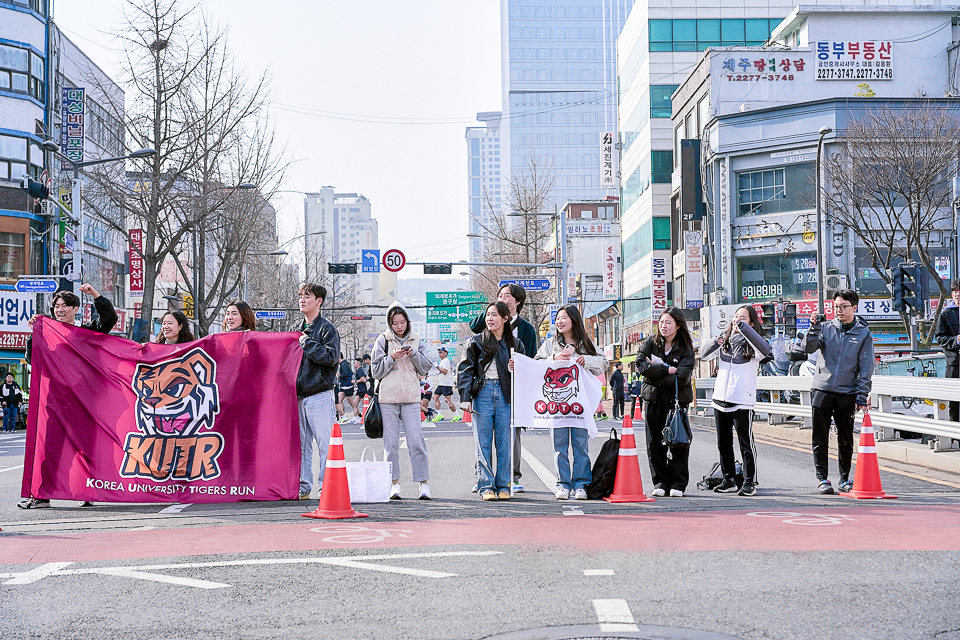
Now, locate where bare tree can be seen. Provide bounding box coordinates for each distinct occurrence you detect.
[822,103,960,342]
[83,0,284,335]
[471,154,557,334]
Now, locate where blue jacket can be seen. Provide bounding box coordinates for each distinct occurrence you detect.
[802,315,874,405]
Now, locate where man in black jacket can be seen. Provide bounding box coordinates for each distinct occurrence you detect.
[1,372,22,433]
[296,283,341,501]
[19,284,118,509]
[609,362,625,420]
[935,278,960,422]
[468,283,540,491]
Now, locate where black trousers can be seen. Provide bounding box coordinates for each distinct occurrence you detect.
[629,396,639,418]
[644,400,689,492]
[811,391,856,482]
[947,365,959,422]
[612,391,625,419]
[714,408,757,484]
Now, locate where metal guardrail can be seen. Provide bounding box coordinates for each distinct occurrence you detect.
[696,375,960,451]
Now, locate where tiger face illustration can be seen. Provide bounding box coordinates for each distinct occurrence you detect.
[542,364,579,404]
[133,348,221,437]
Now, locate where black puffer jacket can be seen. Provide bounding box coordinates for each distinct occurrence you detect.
[296,313,341,398]
[635,336,695,405]
[457,334,513,404]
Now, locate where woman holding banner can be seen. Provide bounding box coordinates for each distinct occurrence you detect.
[457,302,515,501]
[222,301,257,332]
[637,307,695,497]
[535,305,607,500]
[155,311,195,345]
[371,302,434,500]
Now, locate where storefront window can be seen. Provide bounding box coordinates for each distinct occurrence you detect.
[0,233,25,282]
[738,252,818,302]
[736,163,814,217]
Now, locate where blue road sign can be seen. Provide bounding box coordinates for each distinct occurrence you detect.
[254,310,286,320]
[362,250,381,273]
[16,279,58,293]
[499,277,551,291]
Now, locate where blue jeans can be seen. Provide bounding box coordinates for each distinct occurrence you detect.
[3,406,17,432]
[299,390,336,495]
[472,381,512,493]
[553,427,591,491]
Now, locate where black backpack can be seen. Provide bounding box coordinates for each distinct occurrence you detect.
[586,428,620,499]
[697,460,744,491]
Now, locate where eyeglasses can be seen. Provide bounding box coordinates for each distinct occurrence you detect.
[834,304,854,312]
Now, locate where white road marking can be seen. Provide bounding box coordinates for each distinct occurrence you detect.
[593,599,640,632]
[399,437,406,449]
[562,506,585,516]
[520,446,556,491]
[0,464,24,474]
[158,504,190,514]
[0,551,503,589]
[127,526,157,532]
[3,562,74,585]
[584,569,615,576]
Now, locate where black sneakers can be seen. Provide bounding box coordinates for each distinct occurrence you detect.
[738,482,757,496]
[713,478,739,493]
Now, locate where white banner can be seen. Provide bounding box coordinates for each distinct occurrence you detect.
[513,353,603,436]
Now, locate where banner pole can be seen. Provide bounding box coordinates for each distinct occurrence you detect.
[510,347,515,497]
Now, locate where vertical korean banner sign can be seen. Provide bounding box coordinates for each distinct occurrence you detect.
[60,87,84,169]
[129,229,144,298]
[21,319,302,502]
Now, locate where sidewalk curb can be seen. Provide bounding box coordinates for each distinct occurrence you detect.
[690,414,960,477]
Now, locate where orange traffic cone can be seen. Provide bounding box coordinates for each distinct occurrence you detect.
[841,413,897,500]
[633,400,642,421]
[604,416,655,503]
[420,409,427,422]
[362,397,370,419]
[463,409,471,424]
[302,423,369,519]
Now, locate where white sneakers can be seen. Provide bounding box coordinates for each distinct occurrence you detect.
[556,488,570,500]
[390,484,402,500]
[418,482,431,500]
[651,488,666,497]
[669,489,684,497]
[573,488,588,500]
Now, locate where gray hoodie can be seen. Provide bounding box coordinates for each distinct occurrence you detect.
[802,315,874,405]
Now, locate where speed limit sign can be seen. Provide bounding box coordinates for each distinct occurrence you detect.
[382,249,405,272]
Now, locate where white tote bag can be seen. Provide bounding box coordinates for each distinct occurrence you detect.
[346,446,392,503]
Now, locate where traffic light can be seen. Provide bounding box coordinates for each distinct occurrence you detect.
[423,264,452,275]
[327,263,358,274]
[760,303,776,335]
[783,303,797,338]
[20,177,50,201]
[893,263,924,312]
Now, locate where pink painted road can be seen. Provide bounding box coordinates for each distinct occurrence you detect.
[2,505,959,565]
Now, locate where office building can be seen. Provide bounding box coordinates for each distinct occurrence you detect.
[466,111,502,263]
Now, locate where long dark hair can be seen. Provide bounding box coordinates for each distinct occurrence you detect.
[480,301,515,354]
[655,306,692,354]
[556,304,598,356]
[156,311,195,344]
[722,305,762,360]
[386,305,411,338]
[226,300,257,331]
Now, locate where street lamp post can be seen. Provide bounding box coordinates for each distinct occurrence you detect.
[507,206,568,305]
[40,141,156,286]
[815,126,833,316]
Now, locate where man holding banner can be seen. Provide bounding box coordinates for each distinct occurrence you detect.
[19,284,117,509]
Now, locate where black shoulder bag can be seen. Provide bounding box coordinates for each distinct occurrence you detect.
[662,378,692,455]
[363,336,386,439]
[469,344,496,400]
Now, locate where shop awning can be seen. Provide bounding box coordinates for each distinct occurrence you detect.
[0,350,26,362]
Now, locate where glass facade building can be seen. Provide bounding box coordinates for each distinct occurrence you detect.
[502,0,634,209]
[617,1,795,337]
[465,112,502,263]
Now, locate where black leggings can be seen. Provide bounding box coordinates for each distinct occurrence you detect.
[644,400,690,492]
[714,408,757,484]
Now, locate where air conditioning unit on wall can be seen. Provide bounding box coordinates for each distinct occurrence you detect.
[824,274,849,296]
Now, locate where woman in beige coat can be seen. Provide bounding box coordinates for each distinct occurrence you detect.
[371,302,434,500]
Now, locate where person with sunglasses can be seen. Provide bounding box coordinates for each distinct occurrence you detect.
[802,289,875,495]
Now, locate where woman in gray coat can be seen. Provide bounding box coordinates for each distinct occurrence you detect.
[371,302,434,500]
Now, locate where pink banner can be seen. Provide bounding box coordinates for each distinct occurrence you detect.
[22,318,302,503]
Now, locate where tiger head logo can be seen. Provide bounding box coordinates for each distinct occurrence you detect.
[542,364,579,404]
[132,348,221,437]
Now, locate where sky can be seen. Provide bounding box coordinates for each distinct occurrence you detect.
[52,0,502,278]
